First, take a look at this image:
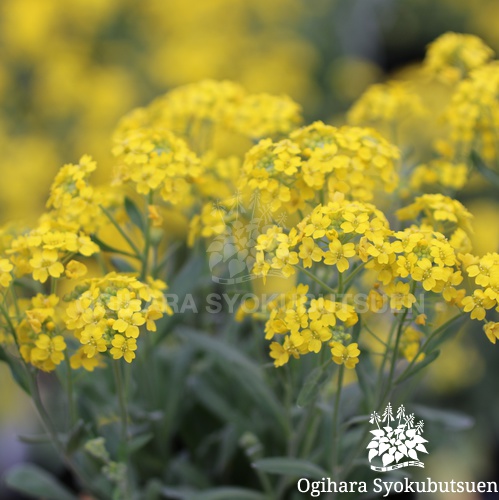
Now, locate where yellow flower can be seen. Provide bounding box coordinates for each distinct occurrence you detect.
[367,289,385,313]
[304,211,331,239]
[112,312,146,338]
[0,258,13,287]
[29,249,64,283]
[348,81,424,125]
[386,281,416,310]
[80,326,108,358]
[411,259,449,292]
[302,324,332,353]
[144,305,164,332]
[484,322,499,344]
[330,342,360,369]
[341,212,369,234]
[110,334,137,363]
[415,314,427,326]
[269,335,305,367]
[324,239,355,272]
[70,348,101,371]
[108,289,141,315]
[65,260,88,280]
[148,205,164,227]
[462,290,496,320]
[271,242,299,277]
[31,334,66,367]
[298,237,323,268]
[424,32,494,84]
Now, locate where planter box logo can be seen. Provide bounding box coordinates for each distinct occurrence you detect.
[367,403,428,472]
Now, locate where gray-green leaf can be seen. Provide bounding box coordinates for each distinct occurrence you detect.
[4,464,77,500]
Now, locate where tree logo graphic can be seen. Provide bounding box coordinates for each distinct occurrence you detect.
[367,403,428,472]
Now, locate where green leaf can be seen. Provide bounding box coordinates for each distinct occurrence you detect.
[154,255,207,345]
[425,316,466,353]
[0,347,30,394]
[128,433,154,455]
[4,464,77,500]
[297,365,326,408]
[157,485,194,499]
[17,433,51,444]
[190,376,254,432]
[65,420,86,454]
[176,328,260,383]
[90,234,137,258]
[162,346,195,441]
[252,457,328,479]
[471,150,499,186]
[110,256,137,273]
[396,350,440,384]
[125,196,145,231]
[355,348,376,409]
[177,328,288,435]
[412,405,474,430]
[351,315,362,343]
[188,488,266,500]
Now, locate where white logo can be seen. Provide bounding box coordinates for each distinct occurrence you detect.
[367,403,428,472]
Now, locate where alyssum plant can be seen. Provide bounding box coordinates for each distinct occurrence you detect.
[1,32,499,499]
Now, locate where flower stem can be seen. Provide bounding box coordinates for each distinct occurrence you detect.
[113,362,129,446]
[297,265,336,295]
[140,192,153,281]
[395,311,465,385]
[64,351,76,427]
[100,205,141,258]
[331,364,345,477]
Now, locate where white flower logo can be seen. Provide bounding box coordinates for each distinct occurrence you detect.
[367,403,428,471]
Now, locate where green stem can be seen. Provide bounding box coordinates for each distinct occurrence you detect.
[386,308,410,392]
[395,311,465,385]
[341,259,371,293]
[140,192,153,281]
[113,362,129,446]
[296,265,336,295]
[28,370,103,498]
[331,364,345,476]
[152,241,180,278]
[64,351,76,427]
[100,205,141,258]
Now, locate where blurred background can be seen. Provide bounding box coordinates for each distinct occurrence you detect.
[1,0,499,497]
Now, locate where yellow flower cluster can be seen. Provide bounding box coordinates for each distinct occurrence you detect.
[461,254,499,338]
[65,273,172,366]
[263,285,359,367]
[7,227,98,283]
[146,80,302,141]
[424,32,494,84]
[112,127,203,206]
[396,194,473,244]
[112,80,303,217]
[347,81,425,126]
[445,62,499,162]
[409,159,468,192]
[239,121,399,216]
[253,196,390,279]
[44,155,119,234]
[116,80,302,147]
[17,294,66,372]
[399,326,425,362]
[0,0,319,222]
[252,192,480,365]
